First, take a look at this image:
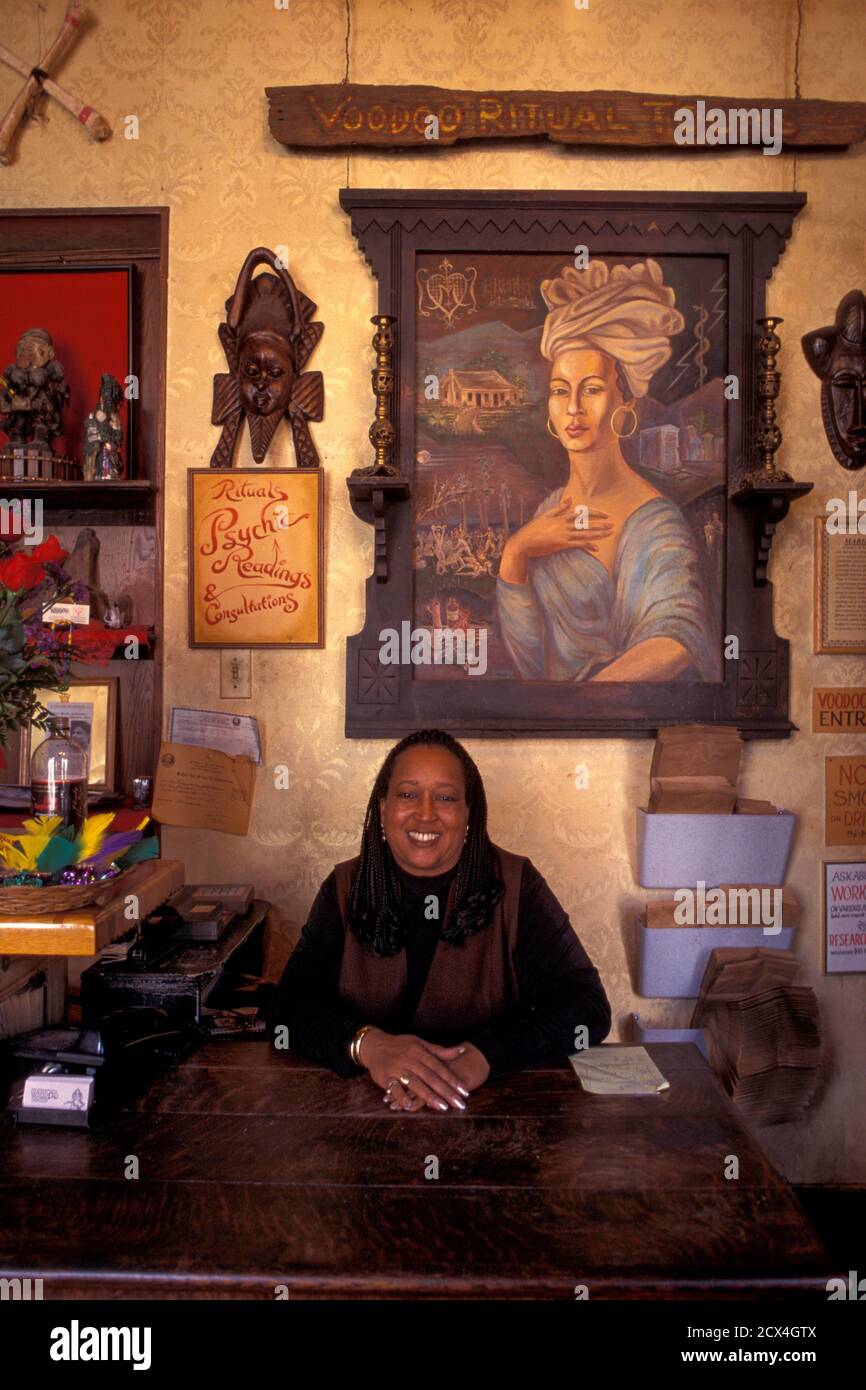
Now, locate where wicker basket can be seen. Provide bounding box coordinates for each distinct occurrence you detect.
[0,868,130,915]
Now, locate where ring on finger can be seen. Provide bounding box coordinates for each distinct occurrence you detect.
[399,1073,412,1088]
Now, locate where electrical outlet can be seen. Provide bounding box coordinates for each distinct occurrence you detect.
[220,650,252,699]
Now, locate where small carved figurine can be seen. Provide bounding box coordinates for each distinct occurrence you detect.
[210,247,324,468]
[0,327,69,450]
[802,289,866,471]
[83,373,124,480]
[103,592,133,628]
[66,527,103,621]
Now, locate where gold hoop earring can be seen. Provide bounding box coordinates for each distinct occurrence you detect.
[610,404,638,439]
[546,417,559,438]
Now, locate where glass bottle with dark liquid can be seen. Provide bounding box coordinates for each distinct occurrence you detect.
[30,715,89,836]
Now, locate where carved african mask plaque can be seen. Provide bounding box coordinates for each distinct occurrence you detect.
[802,290,866,472]
[210,247,323,468]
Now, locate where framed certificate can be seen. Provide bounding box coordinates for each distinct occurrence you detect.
[814,516,866,655]
[823,861,866,974]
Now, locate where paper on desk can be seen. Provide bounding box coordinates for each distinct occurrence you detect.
[569,1045,670,1094]
[152,742,255,836]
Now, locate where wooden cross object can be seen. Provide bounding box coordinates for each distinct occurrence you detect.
[0,1,111,165]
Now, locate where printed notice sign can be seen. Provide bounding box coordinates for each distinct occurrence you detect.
[812,687,866,733]
[823,861,866,974]
[825,756,866,846]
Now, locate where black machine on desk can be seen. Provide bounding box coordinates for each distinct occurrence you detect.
[7,884,273,1128]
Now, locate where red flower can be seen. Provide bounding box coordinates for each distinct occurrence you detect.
[0,552,47,591]
[30,536,69,565]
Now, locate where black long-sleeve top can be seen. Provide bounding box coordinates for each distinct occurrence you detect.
[269,855,612,1079]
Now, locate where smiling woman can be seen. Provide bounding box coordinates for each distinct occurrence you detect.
[268,728,611,1112]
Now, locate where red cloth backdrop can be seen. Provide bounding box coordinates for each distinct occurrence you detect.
[0,268,130,471]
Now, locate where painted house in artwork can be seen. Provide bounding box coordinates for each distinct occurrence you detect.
[441,368,519,408]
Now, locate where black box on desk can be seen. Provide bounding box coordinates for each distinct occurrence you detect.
[80,901,269,1031]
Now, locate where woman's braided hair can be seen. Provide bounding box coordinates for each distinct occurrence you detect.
[346,728,504,956]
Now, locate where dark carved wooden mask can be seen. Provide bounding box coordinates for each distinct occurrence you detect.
[210,246,323,468]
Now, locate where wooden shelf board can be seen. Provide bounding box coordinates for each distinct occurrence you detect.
[0,858,184,956]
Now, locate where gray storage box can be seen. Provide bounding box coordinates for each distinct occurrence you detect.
[632,1013,709,1061]
[636,807,795,888]
[637,916,795,998]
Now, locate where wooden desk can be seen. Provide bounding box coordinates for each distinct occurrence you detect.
[0,1042,832,1299]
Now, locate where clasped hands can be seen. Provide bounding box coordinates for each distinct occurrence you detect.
[358,1026,490,1112]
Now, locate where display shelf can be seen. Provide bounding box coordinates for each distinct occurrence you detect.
[0,207,168,798]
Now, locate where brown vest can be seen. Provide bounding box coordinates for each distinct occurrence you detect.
[333,842,524,1037]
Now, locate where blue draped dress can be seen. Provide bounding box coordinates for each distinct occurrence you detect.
[496,488,717,681]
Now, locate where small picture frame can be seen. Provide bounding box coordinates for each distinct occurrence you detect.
[19,678,118,793]
[814,516,866,655]
[822,861,866,975]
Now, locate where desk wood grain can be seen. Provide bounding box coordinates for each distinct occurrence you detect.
[0,1042,832,1300]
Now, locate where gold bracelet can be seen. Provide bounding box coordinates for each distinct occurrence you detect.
[349,1023,374,1067]
[351,1025,371,1066]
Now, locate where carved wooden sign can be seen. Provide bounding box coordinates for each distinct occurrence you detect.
[267,84,866,152]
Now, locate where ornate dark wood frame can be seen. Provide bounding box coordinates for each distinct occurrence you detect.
[341,189,806,740]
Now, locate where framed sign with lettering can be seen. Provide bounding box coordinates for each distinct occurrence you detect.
[823,861,866,974]
[187,468,323,649]
[341,189,805,739]
[825,756,866,847]
[814,516,866,654]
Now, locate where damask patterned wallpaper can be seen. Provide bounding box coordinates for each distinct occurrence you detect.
[1,0,863,1183]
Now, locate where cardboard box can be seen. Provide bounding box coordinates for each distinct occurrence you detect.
[636,916,796,998]
[0,955,67,1038]
[636,808,796,888]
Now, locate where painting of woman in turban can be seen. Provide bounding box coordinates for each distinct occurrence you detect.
[497,259,717,682]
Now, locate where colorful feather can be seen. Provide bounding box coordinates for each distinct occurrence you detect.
[118,836,159,865]
[74,812,117,863]
[35,836,79,872]
[80,830,143,866]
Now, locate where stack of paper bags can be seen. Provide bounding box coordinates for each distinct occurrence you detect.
[648,724,742,813]
[646,724,784,815]
[691,947,821,1125]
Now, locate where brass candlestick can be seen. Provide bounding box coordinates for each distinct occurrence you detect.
[362,313,399,476]
[732,314,813,584]
[346,312,409,582]
[749,315,792,484]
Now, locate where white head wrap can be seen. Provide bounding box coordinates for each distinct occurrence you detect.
[539,258,685,399]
